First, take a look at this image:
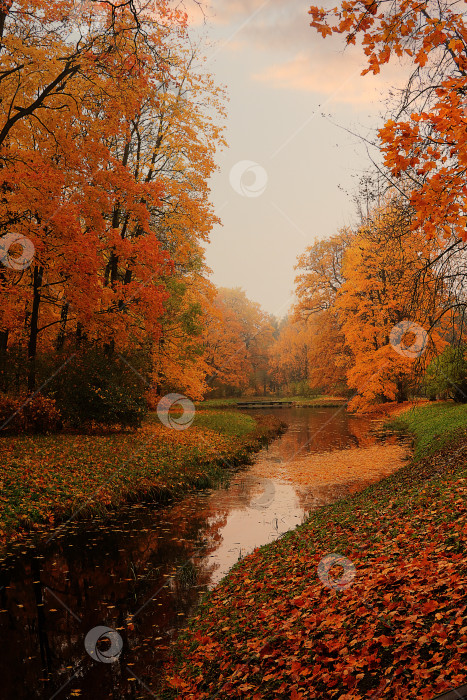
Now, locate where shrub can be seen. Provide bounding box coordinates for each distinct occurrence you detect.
[0,393,62,434]
[424,345,467,403]
[46,347,150,428]
[145,386,161,411]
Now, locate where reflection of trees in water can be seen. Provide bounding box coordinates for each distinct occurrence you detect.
[0,496,235,699]
[253,408,375,465]
[347,417,376,447]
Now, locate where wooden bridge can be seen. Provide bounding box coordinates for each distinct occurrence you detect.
[236,400,294,408]
[235,400,347,409]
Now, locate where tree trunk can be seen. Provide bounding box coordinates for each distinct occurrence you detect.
[76,322,83,347]
[395,379,408,403]
[56,302,69,350]
[0,329,8,352]
[27,265,43,392]
[104,338,115,357]
[0,328,8,392]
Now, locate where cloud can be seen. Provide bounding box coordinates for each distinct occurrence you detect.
[206,0,279,25]
[186,0,310,43]
[252,49,407,106]
[185,0,410,107]
[240,3,313,49]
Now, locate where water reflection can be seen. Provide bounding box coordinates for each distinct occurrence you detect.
[0,407,405,699]
[247,405,376,459]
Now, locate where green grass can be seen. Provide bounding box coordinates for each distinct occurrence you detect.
[145,409,256,437]
[264,395,327,404]
[194,398,241,409]
[192,411,256,437]
[146,409,256,436]
[385,401,467,459]
[281,395,344,404]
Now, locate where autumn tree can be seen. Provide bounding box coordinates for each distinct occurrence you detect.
[336,196,446,410]
[202,293,251,394]
[0,1,180,389]
[100,35,225,400]
[305,312,351,394]
[307,1,467,407]
[217,288,275,395]
[309,0,467,245]
[293,229,352,394]
[0,1,226,423]
[204,288,275,397]
[295,230,351,316]
[268,317,310,394]
[268,230,353,398]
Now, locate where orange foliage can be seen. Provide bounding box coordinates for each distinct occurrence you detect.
[0,0,225,395]
[336,197,446,410]
[295,230,351,316]
[270,230,353,395]
[203,294,251,390]
[309,0,467,243]
[206,288,276,396]
[268,319,310,389]
[284,194,450,410]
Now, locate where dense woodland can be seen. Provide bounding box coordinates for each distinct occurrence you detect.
[2,0,467,431]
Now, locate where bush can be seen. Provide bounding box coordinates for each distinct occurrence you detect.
[46,347,149,428]
[145,386,159,412]
[424,345,467,403]
[0,393,62,434]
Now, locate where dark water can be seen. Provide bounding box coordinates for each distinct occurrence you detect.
[0,407,378,699]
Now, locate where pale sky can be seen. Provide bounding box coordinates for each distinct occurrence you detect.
[187,0,406,316]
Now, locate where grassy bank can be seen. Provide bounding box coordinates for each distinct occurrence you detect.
[0,410,284,544]
[164,403,467,699]
[386,401,467,459]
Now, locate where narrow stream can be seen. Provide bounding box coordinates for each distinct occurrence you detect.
[0,407,406,699]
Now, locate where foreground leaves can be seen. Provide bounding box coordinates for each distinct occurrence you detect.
[164,427,467,699]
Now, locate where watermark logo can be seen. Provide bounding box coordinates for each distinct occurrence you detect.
[229,160,268,198]
[389,320,428,359]
[84,626,123,663]
[317,553,356,591]
[0,232,35,270]
[250,477,275,510]
[157,393,195,430]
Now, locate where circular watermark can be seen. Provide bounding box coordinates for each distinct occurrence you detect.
[250,477,275,510]
[229,160,268,198]
[84,626,123,664]
[389,320,428,359]
[317,553,356,591]
[157,393,195,430]
[0,232,35,270]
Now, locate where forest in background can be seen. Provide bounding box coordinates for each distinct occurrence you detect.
[2,0,467,431]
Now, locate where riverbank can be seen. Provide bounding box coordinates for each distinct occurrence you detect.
[164,402,467,699]
[197,396,347,409]
[0,411,285,545]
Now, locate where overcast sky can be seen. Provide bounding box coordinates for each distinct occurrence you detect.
[187,0,405,317]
